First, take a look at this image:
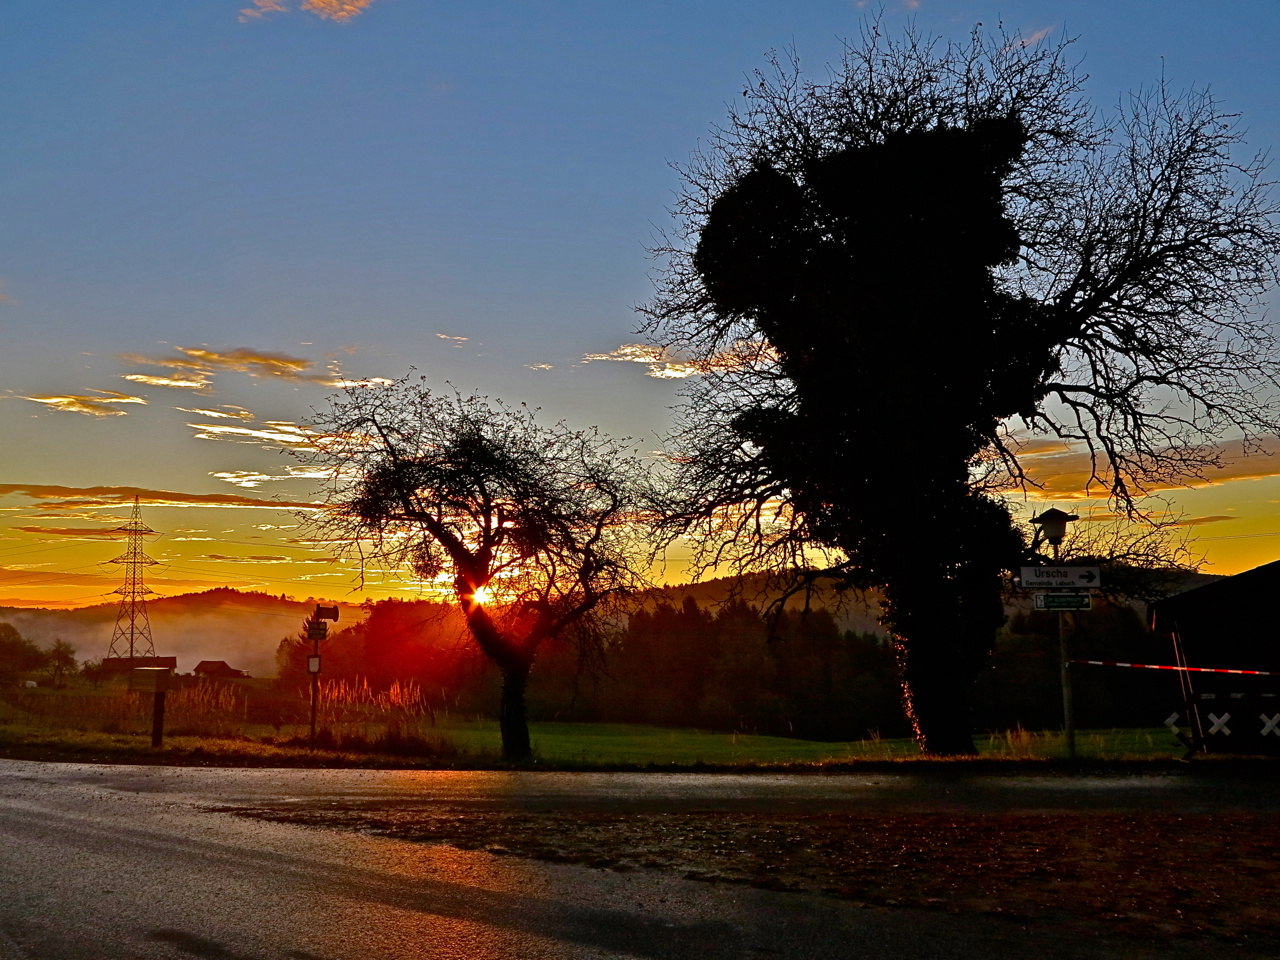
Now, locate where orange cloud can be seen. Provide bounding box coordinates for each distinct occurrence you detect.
[0,483,317,512]
[1014,440,1280,501]
[239,0,376,22]
[301,0,376,20]
[19,389,148,417]
[14,525,126,540]
[125,345,372,388]
[1171,515,1239,527]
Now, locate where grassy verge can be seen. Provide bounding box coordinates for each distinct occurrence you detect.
[0,716,1196,769]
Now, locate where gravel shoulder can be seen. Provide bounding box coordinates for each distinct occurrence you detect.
[227,803,1280,952]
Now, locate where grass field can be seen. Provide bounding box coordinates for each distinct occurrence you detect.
[0,676,1188,766]
[0,714,1186,767]
[437,719,1183,764]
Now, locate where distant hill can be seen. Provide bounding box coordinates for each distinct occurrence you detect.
[0,588,365,676]
[0,568,1226,678]
[644,574,889,637]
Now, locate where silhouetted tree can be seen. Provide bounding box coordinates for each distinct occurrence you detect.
[644,23,1280,753]
[303,378,652,760]
[0,623,46,685]
[43,639,77,688]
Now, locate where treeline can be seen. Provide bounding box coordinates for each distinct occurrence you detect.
[274,593,1185,739]
[0,624,77,687]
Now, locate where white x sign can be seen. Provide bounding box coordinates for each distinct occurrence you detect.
[1261,714,1280,737]
[1208,712,1232,735]
[1164,712,1181,733]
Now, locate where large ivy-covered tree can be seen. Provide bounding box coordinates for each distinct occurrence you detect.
[643,23,1280,754]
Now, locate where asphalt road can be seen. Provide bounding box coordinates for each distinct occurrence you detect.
[1,761,1274,960]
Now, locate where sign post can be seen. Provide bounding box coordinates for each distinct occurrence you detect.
[306,605,339,746]
[1022,567,1102,761]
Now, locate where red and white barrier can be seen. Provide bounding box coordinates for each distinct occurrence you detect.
[1068,659,1277,677]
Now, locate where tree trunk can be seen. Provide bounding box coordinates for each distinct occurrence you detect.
[499,661,533,761]
[897,638,979,755]
[886,569,1005,756]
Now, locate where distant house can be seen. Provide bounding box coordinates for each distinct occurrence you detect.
[193,660,249,679]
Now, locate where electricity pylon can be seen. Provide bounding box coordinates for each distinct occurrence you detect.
[106,497,158,660]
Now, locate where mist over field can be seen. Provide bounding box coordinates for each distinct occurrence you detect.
[0,590,365,676]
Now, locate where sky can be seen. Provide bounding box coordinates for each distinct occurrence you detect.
[2,0,1280,611]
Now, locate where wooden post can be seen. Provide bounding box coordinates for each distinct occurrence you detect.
[151,690,166,748]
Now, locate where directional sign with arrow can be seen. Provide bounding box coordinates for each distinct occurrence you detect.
[1020,566,1101,589]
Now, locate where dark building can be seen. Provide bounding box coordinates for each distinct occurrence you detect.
[1151,560,1280,754]
[193,660,248,679]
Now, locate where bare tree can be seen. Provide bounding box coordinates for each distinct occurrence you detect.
[302,378,652,760]
[643,21,1280,753]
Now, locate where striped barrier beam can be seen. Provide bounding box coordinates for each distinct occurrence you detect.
[1068,659,1277,677]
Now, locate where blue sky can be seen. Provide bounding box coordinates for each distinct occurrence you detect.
[2,1,1279,605]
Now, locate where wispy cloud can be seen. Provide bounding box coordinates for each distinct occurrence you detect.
[19,389,148,417]
[0,279,11,303]
[0,483,316,512]
[581,340,777,380]
[328,377,395,389]
[204,553,334,564]
[211,466,330,489]
[1171,515,1238,527]
[187,420,320,450]
[436,334,469,348]
[175,406,255,421]
[525,363,553,372]
[581,344,700,379]
[240,0,377,22]
[1015,26,1055,49]
[123,373,211,391]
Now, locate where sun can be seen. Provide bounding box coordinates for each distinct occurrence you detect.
[471,585,494,605]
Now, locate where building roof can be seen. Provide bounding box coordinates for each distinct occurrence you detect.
[1151,559,1280,671]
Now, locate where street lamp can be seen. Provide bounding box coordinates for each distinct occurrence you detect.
[1031,508,1079,560]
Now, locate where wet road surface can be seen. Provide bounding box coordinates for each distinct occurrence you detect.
[1,760,1275,959]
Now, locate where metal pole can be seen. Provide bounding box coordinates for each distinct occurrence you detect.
[309,634,319,746]
[1050,540,1076,759]
[1059,611,1076,759]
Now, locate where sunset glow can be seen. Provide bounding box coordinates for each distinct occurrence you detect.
[0,2,1278,622]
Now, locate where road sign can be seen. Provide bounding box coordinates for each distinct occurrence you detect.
[1020,566,1101,589]
[307,621,328,641]
[307,655,321,674]
[1034,592,1092,611]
